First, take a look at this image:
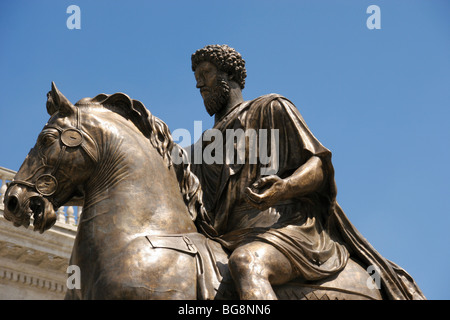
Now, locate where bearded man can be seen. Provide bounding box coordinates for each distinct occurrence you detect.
[188,44,425,300]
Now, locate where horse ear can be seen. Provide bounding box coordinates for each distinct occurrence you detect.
[46,82,76,116]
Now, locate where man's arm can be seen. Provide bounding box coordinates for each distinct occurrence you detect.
[244,156,324,210]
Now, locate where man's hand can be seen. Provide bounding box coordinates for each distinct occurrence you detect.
[244,175,288,211]
[244,156,325,211]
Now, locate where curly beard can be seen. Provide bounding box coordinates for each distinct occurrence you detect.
[203,77,230,116]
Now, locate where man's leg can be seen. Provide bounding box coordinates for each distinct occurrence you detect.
[228,241,299,300]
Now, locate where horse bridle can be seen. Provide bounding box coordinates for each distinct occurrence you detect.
[8,108,98,208]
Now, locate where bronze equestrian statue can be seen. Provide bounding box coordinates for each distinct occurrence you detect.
[1,46,425,300]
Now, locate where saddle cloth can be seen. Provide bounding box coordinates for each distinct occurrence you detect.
[146,232,235,299]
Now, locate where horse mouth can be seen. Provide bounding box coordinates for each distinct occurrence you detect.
[29,196,44,230]
[29,196,56,234]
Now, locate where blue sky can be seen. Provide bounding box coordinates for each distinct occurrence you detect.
[0,1,449,299]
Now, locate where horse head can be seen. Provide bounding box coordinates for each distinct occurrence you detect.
[3,82,98,233]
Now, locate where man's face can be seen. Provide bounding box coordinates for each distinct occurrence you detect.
[194,61,230,116]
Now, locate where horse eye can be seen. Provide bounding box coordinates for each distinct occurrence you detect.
[38,134,56,148]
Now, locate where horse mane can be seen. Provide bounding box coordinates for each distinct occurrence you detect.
[74,93,216,235]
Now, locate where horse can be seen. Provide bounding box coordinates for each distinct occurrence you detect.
[2,83,382,300]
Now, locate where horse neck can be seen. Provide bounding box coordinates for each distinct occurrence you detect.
[80,111,197,237]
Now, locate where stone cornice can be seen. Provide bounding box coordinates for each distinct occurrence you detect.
[0,265,66,296]
[0,214,76,259]
[0,203,76,299]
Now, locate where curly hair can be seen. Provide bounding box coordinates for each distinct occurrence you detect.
[191,44,247,89]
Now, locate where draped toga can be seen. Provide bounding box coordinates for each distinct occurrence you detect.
[189,94,425,299]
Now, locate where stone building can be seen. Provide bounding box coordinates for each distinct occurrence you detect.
[0,166,78,299]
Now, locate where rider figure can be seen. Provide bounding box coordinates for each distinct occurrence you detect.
[188,44,349,300]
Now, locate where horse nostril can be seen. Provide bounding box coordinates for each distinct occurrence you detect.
[6,195,19,214]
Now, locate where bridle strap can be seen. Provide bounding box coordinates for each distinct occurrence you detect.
[8,108,97,207]
[51,145,66,176]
